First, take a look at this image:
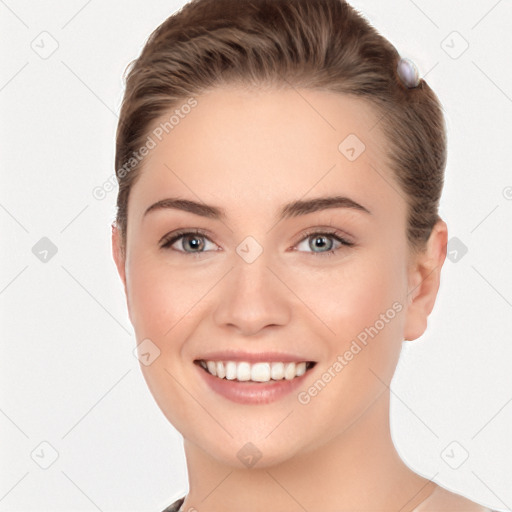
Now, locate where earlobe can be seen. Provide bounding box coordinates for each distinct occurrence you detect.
[111,222,127,293]
[403,220,448,342]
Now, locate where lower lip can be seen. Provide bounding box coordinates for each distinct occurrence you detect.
[194,363,314,405]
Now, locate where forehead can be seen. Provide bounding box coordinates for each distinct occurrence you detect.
[129,86,401,222]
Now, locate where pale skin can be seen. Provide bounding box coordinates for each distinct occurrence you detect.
[112,86,491,511]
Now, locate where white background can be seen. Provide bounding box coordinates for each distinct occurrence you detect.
[1,1,511,511]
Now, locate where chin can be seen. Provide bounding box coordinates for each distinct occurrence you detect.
[210,439,305,470]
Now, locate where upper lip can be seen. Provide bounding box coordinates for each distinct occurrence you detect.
[194,351,316,364]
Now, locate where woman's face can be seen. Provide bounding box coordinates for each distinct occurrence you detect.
[113,86,429,467]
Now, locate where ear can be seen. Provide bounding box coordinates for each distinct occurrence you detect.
[403,219,448,341]
[111,221,127,294]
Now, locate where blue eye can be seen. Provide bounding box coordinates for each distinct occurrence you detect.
[295,230,354,256]
[160,229,216,254]
[160,229,354,257]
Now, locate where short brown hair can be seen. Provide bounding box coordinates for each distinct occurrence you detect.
[114,0,447,257]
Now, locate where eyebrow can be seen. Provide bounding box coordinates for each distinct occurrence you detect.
[143,195,372,221]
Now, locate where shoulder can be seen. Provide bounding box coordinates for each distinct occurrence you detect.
[160,496,185,512]
[413,483,495,511]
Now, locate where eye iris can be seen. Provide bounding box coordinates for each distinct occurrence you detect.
[184,235,204,251]
[310,235,332,252]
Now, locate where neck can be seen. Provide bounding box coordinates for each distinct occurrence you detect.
[180,390,436,511]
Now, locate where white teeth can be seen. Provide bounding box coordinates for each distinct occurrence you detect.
[271,362,284,380]
[206,361,217,376]
[237,362,251,381]
[225,361,237,380]
[295,361,306,376]
[251,362,271,382]
[284,362,296,380]
[216,361,226,379]
[199,359,312,382]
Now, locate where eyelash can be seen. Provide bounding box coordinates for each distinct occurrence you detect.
[159,228,354,257]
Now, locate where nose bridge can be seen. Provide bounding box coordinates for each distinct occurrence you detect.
[212,239,291,334]
[231,232,276,286]
[233,241,274,290]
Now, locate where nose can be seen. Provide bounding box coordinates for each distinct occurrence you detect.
[212,252,291,336]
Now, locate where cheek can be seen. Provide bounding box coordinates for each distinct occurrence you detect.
[294,252,405,338]
[350,253,407,374]
[126,253,196,338]
[291,254,406,431]
[126,261,172,339]
[125,255,210,431]
[298,249,407,388]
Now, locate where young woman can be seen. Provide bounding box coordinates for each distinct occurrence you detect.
[111,0,498,510]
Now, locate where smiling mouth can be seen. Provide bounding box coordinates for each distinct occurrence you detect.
[194,359,317,383]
